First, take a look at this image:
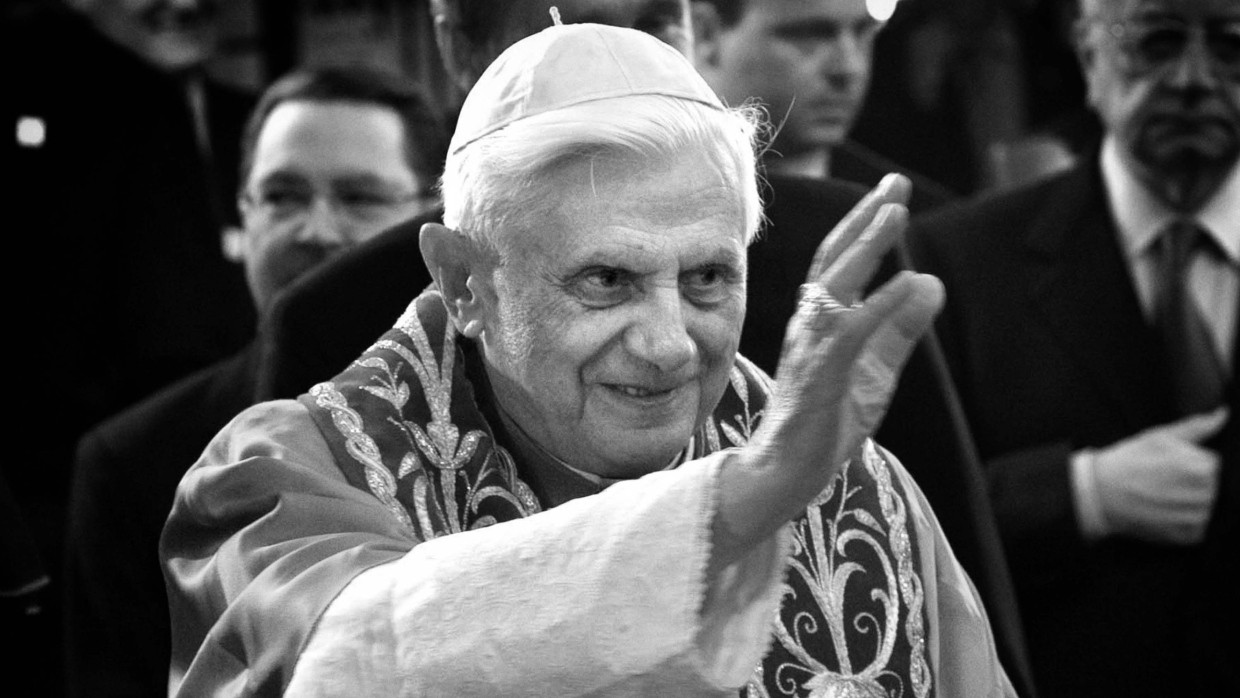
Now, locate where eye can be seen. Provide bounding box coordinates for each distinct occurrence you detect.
[1134,25,1187,63]
[571,267,635,307]
[337,189,393,217]
[257,186,311,215]
[1208,25,1240,65]
[682,265,736,305]
[776,24,841,55]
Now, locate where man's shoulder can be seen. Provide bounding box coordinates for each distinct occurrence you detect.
[763,173,868,214]
[751,174,866,256]
[256,211,441,401]
[912,164,1088,235]
[77,349,258,465]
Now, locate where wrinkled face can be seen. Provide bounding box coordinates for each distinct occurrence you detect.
[76,0,219,72]
[479,148,747,478]
[502,0,695,55]
[1079,0,1240,201]
[239,101,422,315]
[711,0,881,153]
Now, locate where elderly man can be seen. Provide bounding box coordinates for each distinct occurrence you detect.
[251,2,1033,694]
[905,0,1238,695]
[64,66,445,698]
[162,22,1014,697]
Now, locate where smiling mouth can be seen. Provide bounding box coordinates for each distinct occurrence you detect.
[604,384,677,400]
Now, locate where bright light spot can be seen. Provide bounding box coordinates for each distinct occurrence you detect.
[17,116,46,148]
[867,0,899,22]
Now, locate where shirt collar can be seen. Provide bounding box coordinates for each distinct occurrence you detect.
[1101,135,1240,265]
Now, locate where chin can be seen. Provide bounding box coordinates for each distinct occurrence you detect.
[144,36,212,72]
[593,432,694,479]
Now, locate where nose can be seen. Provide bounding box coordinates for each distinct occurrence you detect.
[820,32,868,90]
[1168,29,1219,90]
[293,197,350,247]
[624,287,697,374]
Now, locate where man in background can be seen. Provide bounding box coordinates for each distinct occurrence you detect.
[694,0,957,209]
[906,0,1238,694]
[3,0,253,689]
[63,66,446,698]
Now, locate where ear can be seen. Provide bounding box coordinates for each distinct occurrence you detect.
[420,222,492,338]
[431,0,480,97]
[691,1,724,71]
[221,225,246,263]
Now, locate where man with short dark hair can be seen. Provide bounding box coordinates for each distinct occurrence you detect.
[63,66,446,698]
[906,0,1238,694]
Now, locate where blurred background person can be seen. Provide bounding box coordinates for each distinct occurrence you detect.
[905,0,1238,694]
[694,0,957,209]
[62,65,446,698]
[4,0,255,689]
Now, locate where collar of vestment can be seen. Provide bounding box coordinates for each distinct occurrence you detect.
[1101,135,1240,266]
[299,287,936,696]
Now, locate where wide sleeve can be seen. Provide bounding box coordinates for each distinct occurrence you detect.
[287,454,790,697]
[162,400,790,697]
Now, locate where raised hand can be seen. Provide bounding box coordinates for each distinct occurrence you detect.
[713,173,945,564]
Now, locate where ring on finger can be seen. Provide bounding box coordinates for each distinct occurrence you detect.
[797,282,861,314]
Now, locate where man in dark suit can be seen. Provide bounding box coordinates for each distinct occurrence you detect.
[905,0,1238,695]
[62,66,447,698]
[4,2,255,690]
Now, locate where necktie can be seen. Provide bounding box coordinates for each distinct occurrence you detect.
[1155,219,1226,415]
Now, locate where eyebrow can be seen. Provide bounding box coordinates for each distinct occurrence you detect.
[253,170,412,192]
[772,16,881,38]
[565,239,745,274]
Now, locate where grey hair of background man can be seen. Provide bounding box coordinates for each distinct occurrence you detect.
[439,95,767,261]
[237,66,448,195]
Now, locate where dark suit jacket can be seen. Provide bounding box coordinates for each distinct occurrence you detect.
[907,161,1238,697]
[6,9,256,694]
[64,346,260,698]
[254,173,1036,694]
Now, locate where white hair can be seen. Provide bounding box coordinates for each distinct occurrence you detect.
[440,95,766,260]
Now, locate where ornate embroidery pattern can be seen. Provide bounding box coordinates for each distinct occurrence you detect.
[308,298,540,541]
[308,382,414,533]
[745,441,931,698]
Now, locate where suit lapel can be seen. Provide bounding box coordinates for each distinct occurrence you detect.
[1022,163,1171,431]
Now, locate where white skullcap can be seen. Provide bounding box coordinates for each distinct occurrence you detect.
[448,21,723,155]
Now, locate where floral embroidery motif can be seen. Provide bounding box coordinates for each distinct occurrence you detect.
[308,298,540,542]
[745,441,931,698]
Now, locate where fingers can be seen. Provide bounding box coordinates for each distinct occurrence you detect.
[807,173,911,280]
[858,271,942,354]
[820,204,907,303]
[1160,407,1230,443]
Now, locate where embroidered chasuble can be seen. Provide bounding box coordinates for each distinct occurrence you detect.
[300,290,929,697]
[164,289,1012,697]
